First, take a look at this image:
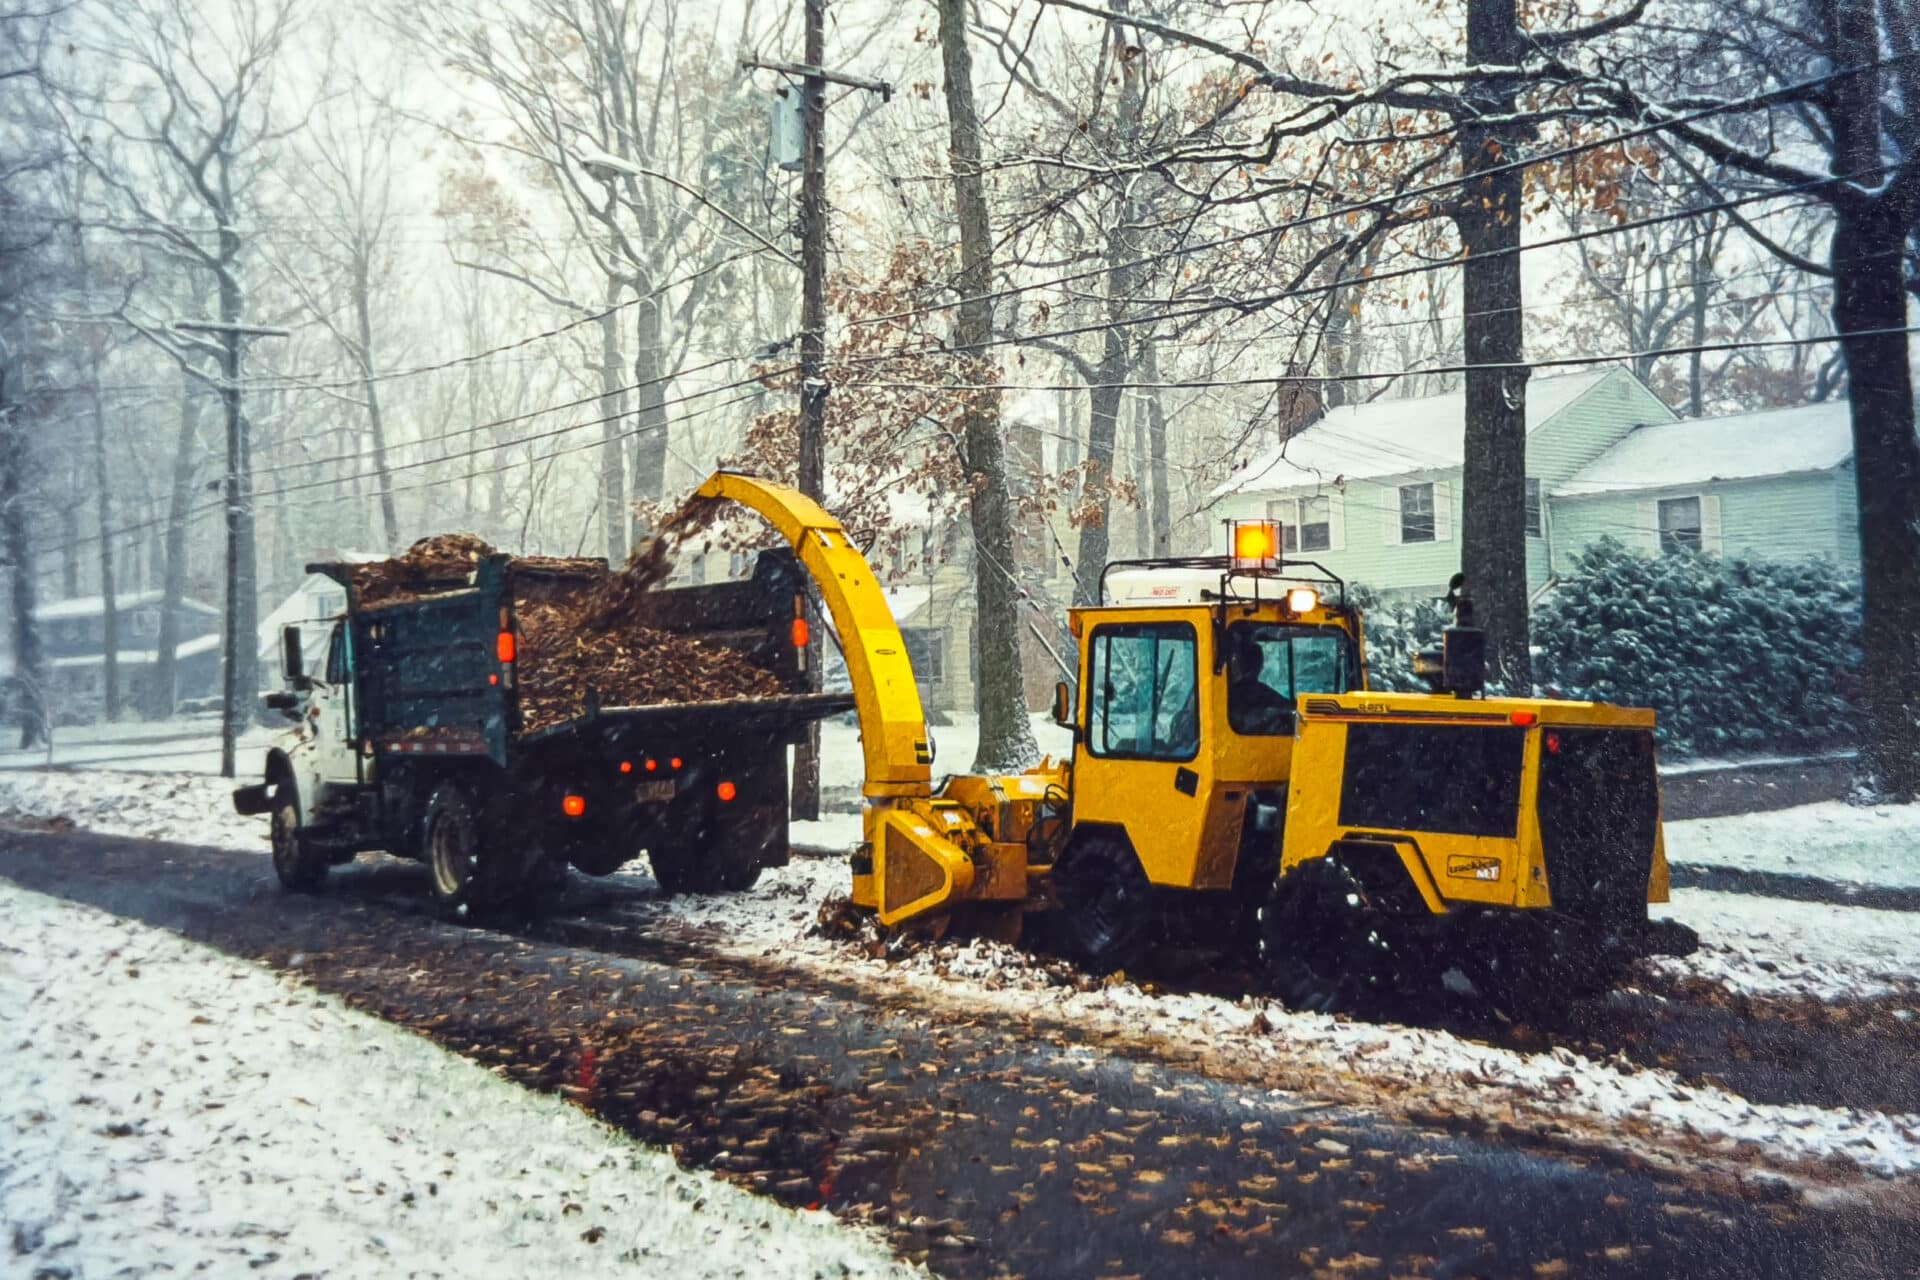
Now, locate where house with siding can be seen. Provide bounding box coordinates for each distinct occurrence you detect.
[1549,400,1861,570]
[1209,366,1678,596]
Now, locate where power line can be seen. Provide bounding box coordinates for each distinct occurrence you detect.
[840,322,1918,396]
[827,183,1855,377]
[242,247,770,393]
[841,54,1907,336]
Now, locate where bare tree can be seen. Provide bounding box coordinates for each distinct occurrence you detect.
[1582,0,1920,796]
[938,0,1039,771]
[61,0,309,731]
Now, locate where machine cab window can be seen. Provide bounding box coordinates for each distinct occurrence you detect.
[1227,623,1354,736]
[1088,622,1199,761]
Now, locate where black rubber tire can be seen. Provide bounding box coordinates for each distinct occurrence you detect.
[647,840,726,895]
[1260,857,1399,1014]
[269,775,328,893]
[566,841,632,878]
[422,782,509,920]
[1052,832,1154,973]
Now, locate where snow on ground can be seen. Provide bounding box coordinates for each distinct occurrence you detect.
[0,768,263,847]
[637,860,1920,1180]
[0,715,274,776]
[0,881,919,1280]
[1655,889,1920,999]
[4,767,1920,1179]
[1664,802,1920,889]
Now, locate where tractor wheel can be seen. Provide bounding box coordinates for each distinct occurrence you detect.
[1259,856,1400,1014]
[268,774,328,894]
[423,782,512,921]
[1052,832,1153,973]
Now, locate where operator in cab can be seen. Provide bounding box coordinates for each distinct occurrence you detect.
[1228,635,1294,735]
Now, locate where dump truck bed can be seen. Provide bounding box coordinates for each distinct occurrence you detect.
[313,547,848,767]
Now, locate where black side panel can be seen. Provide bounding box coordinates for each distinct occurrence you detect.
[1536,728,1658,926]
[1339,724,1525,838]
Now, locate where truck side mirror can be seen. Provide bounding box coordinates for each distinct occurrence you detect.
[281,624,311,691]
[1052,681,1075,728]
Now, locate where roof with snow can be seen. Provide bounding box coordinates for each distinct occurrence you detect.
[1553,400,1857,498]
[1211,367,1623,498]
[36,590,218,621]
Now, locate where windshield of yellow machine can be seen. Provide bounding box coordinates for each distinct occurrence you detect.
[1227,623,1354,736]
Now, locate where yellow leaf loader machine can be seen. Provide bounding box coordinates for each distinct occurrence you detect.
[695,472,1697,1011]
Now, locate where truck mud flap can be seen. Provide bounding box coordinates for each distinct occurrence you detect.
[232,783,273,816]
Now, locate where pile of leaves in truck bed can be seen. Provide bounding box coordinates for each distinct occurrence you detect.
[349,497,787,733]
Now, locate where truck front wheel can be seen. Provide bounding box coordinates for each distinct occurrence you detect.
[269,775,328,894]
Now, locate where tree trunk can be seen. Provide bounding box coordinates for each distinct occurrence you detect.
[939,0,1038,772]
[1,371,45,746]
[597,275,629,563]
[629,293,672,537]
[1072,321,1129,606]
[353,252,400,550]
[88,348,120,720]
[1130,393,1149,555]
[60,497,77,597]
[1138,340,1172,556]
[217,251,261,747]
[1453,0,1532,691]
[1829,0,1920,799]
[153,369,205,719]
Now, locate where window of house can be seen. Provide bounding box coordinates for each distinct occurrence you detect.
[727,549,751,581]
[901,627,946,683]
[1088,622,1199,761]
[1399,482,1436,543]
[1264,495,1333,554]
[1658,496,1702,555]
[1524,478,1543,538]
[129,609,159,640]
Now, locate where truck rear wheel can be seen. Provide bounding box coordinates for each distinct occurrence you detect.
[269,775,328,894]
[423,782,511,919]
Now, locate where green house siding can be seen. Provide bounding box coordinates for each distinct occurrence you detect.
[1550,469,1857,573]
[1215,469,1466,598]
[1217,367,1677,598]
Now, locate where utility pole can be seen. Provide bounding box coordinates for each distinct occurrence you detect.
[176,319,287,779]
[744,9,889,821]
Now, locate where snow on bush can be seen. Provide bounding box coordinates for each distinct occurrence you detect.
[1346,583,1450,693]
[1533,538,1861,757]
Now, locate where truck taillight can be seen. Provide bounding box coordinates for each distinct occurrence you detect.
[791,617,810,648]
[496,631,517,663]
[562,793,587,817]
[716,780,737,802]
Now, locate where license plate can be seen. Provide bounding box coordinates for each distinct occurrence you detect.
[634,779,676,804]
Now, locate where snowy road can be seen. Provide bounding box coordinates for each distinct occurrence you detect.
[2,826,1918,1279]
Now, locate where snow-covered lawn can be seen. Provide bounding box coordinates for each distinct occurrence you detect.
[4,767,1920,1181]
[1655,890,1920,1000]
[0,715,275,776]
[1664,802,1920,889]
[0,881,918,1280]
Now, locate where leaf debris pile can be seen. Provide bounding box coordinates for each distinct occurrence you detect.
[344,497,786,733]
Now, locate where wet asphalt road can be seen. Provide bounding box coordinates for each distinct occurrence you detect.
[2,827,1918,1279]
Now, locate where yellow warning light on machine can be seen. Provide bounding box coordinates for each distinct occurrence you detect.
[1230,519,1282,570]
